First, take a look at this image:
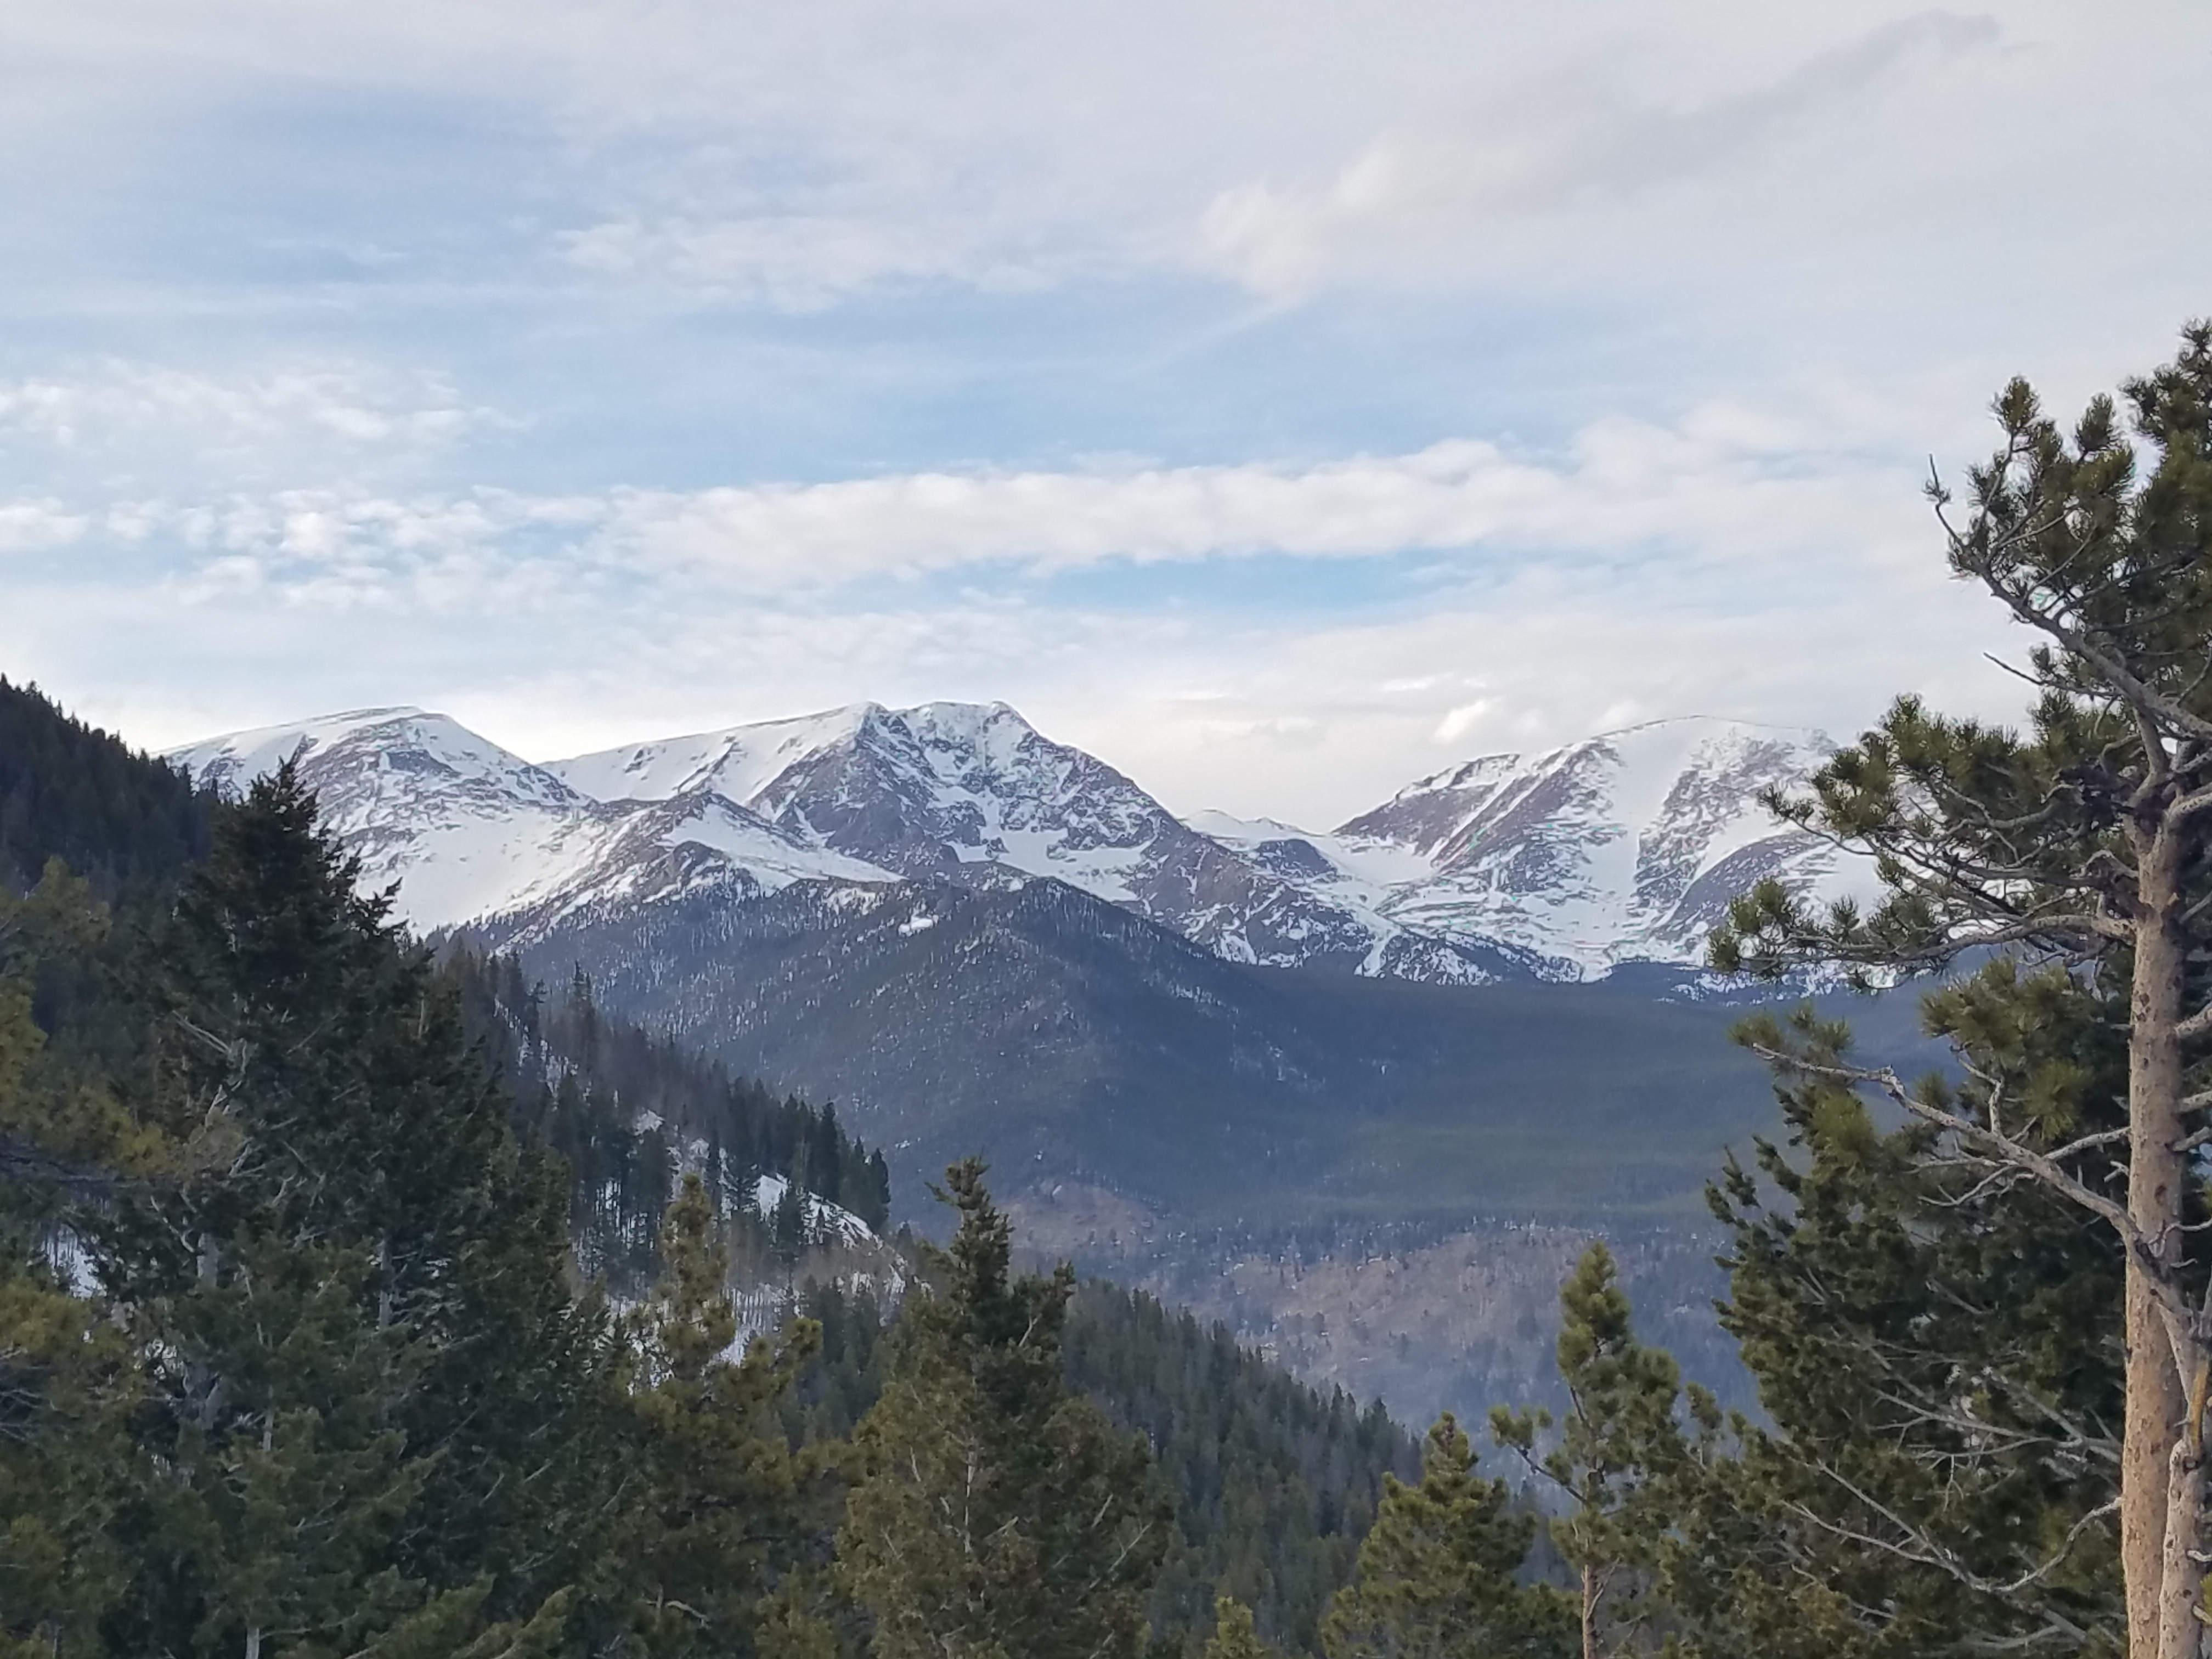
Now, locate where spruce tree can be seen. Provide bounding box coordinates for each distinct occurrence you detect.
[838,1159,1170,1659]
[1319,1413,1571,1659]
[613,1172,837,1657]
[1492,1244,1717,1659]
[89,762,594,1651]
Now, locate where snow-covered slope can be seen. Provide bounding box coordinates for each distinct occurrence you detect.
[1194,718,1863,978]
[169,708,897,937]
[545,701,1513,980]
[170,706,1860,984]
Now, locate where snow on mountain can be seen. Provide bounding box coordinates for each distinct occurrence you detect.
[169,704,1859,985]
[748,1173,878,1249]
[168,707,896,937]
[1217,716,1865,978]
[546,701,1509,980]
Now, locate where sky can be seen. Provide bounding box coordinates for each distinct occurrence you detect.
[2,1,2208,827]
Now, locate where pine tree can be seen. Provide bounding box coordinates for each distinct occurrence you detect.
[1205,1597,1283,1659]
[613,1172,836,1657]
[838,1159,1170,1659]
[1660,974,2125,1657]
[0,867,138,1658]
[1319,1413,1572,1659]
[87,762,593,1651]
[1492,1244,1717,1659]
[1709,324,2212,1654]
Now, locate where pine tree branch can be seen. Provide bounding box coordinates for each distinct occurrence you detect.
[1788,1458,2114,1631]
[1951,539,2212,748]
[1741,1042,2202,1364]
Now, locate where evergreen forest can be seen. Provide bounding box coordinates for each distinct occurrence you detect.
[6,324,2212,1655]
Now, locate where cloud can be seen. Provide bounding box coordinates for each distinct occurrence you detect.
[1199,11,2002,297]
[0,362,508,490]
[0,395,1923,616]
[0,386,2038,826]
[0,500,87,552]
[586,410,1914,588]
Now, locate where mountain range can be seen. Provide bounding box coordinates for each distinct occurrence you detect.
[170,697,1903,1424]
[171,700,1860,984]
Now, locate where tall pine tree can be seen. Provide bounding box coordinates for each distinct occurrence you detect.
[1319,1413,1571,1659]
[838,1159,1170,1659]
[89,761,595,1652]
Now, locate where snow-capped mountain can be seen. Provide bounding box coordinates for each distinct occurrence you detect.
[1193,718,1861,978]
[168,704,1859,984]
[168,708,896,939]
[543,701,1509,980]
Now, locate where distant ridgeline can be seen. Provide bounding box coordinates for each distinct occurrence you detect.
[447,946,893,1288]
[0,677,212,899]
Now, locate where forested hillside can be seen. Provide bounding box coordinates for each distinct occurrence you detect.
[0,676,1442,1656]
[0,678,211,899]
[448,947,893,1289]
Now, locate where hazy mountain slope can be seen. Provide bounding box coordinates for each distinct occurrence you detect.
[464,873,1829,1233]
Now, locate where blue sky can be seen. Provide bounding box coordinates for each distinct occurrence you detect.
[3,1,2208,823]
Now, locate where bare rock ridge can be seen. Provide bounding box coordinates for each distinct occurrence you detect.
[169,702,1865,983]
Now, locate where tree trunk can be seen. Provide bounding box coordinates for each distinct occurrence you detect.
[2129,823,2193,1658]
[1581,1560,1598,1659]
[2159,1360,2208,1659]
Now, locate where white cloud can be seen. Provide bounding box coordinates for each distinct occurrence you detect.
[1197,12,2004,298]
[0,387,2043,825]
[575,409,1918,588]
[0,500,87,552]
[0,393,1929,608]
[0,362,507,490]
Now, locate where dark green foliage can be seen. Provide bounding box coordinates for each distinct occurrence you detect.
[1667,974,2126,1657]
[1492,1243,1721,1658]
[1318,1413,1571,1659]
[0,678,211,902]
[783,1274,1417,1657]
[839,1160,1172,1659]
[87,764,599,1652]
[1064,1283,1415,1656]
[608,1173,838,1657]
[779,1279,897,1447]
[448,947,893,1288]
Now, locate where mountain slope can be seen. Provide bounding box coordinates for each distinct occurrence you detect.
[170,707,897,936]
[546,700,1512,980]
[464,872,1825,1231]
[1194,718,1860,978]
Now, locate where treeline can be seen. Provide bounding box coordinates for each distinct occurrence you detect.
[448,949,892,1285]
[0,678,211,900]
